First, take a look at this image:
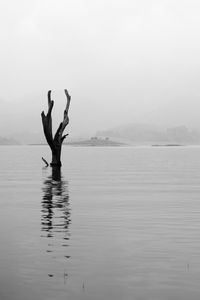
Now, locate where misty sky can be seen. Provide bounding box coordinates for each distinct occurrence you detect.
[1,0,200,136]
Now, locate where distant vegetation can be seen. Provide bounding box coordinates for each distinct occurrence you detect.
[97,124,200,145]
[67,137,125,147]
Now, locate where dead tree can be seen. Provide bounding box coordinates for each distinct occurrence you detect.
[41,89,71,167]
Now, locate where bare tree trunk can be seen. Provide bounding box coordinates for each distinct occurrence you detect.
[41,90,71,167]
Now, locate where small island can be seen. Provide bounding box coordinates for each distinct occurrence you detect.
[152,144,183,147]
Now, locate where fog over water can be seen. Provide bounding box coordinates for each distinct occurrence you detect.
[1,0,200,137]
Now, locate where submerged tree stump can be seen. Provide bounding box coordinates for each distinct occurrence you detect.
[41,89,71,167]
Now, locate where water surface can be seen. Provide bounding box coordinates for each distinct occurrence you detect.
[0,145,200,300]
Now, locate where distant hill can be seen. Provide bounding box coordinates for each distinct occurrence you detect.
[96,124,200,145]
[4,124,200,146]
[11,131,45,145]
[0,136,19,145]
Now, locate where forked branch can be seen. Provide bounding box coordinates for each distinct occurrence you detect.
[41,89,71,167]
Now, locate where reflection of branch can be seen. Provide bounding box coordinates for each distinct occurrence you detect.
[41,169,70,237]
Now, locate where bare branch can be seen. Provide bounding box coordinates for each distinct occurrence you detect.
[59,89,71,135]
[42,157,49,167]
[47,90,54,117]
[48,90,51,106]
[53,89,71,143]
[41,91,55,151]
[61,134,69,143]
[64,89,71,115]
[54,122,63,142]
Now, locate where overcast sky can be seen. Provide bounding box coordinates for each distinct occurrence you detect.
[1,0,200,136]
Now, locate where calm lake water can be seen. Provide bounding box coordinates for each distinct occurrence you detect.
[0,145,200,300]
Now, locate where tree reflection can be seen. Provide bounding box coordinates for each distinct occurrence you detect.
[41,167,71,243]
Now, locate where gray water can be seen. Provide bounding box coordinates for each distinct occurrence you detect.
[0,145,200,300]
